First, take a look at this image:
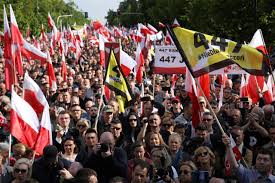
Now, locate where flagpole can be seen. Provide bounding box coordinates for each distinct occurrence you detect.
[8,134,12,165]
[152,74,155,98]
[94,84,104,132]
[166,24,225,135]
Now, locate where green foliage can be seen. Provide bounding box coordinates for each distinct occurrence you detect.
[0,0,89,36]
[106,0,275,45]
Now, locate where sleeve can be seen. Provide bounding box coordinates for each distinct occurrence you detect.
[113,149,128,178]
[171,166,178,180]
[236,164,250,182]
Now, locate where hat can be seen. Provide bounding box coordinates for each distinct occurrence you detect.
[198,96,206,103]
[103,105,114,113]
[172,98,180,103]
[43,145,58,159]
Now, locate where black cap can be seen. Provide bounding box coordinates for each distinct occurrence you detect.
[43,145,58,159]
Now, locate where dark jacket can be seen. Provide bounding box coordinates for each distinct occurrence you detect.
[32,156,71,183]
[84,147,128,183]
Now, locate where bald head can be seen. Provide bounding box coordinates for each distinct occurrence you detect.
[100,132,115,145]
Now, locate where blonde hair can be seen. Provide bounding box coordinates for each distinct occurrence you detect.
[193,146,215,167]
[13,158,32,178]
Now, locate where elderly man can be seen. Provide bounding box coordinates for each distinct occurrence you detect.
[84,132,127,183]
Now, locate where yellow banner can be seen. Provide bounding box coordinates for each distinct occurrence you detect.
[104,49,132,103]
[172,26,267,77]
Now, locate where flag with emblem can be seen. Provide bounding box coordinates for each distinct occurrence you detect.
[104,48,132,113]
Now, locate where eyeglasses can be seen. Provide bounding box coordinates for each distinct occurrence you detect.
[202,118,212,122]
[72,109,81,112]
[112,127,121,131]
[199,102,205,104]
[129,119,137,122]
[14,168,27,174]
[197,151,208,157]
[77,125,87,128]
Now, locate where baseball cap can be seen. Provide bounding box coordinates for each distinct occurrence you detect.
[103,105,114,113]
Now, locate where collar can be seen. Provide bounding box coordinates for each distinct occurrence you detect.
[238,143,244,152]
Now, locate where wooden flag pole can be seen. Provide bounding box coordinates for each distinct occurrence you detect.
[194,77,226,135]
[94,84,104,132]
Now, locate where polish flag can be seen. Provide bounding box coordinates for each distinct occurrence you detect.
[46,51,57,91]
[120,50,137,77]
[3,5,15,91]
[47,12,55,29]
[92,20,103,30]
[147,23,158,34]
[10,88,40,149]
[138,23,153,35]
[113,26,123,37]
[135,40,145,84]
[248,31,273,104]
[23,72,48,117]
[40,24,48,42]
[225,135,242,176]
[158,22,165,28]
[61,53,67,81]
[22,39,47,64]
[240,74,249,97]
[99,34,107,66]
[34,105,52,155]
[10,5,23,76]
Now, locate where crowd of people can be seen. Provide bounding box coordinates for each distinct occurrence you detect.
[0,26,275,183]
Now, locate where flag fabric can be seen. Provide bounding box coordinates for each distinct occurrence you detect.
[225,135,242,176]
[23,73,48,117]
[10,88,40,149]
[34,105,52,155]
[249,29,268,54]
[170,26,268,77]
[104,49,132,113]
[10,5,24,76]
[46,51,57,91]
[99,34,107,66]
[3,5,15,90]
[22,39,47,64]
[120,50,137,77]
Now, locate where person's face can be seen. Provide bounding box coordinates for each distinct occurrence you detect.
[129,115,138,128]
[172,101,180,110]
[132,165,148,183]
[58,113,70,128]
[151,150,163,166]
[103,111,113,124]
[14,164,28,181]
[231,110,241,125]
[174,127,186,138]
[89,107,98,117]
[179,165,192,183]
[269,128,275,142]
[111,123,122,138]
[63,92,71,103]
[169,138,181,152]
[85,101,94,112]
[71,106,82,119]
[199,101,206,109]
[64,139,76,154]
[202,114,214,128]
[13,148,25,160]
[143,102,152,116]
[231,129,244,146]
[77,123,88,133]
[196,150,210,164]
[149,134,160,147]
[149,114,161,132]
[85,132,98,147]
[134,146,145,160]
[211,104,219,114]
[223,89,231,99]
[196,130,208,140]
[255,153,273,174]
[88,175,98,183]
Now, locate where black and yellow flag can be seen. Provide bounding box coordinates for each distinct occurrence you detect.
[104,49,132,113]
[169,26,268,77]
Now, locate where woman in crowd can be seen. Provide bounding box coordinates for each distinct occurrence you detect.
[168,133,190,172]
[178,161,197,183]
[76,118,90,139]
[150,146,179,183]
[60,136,79,163]
[145,132,168,157]
[0,148,13,183]
[124,112,141,144]
[11,158,32,183]
[193,146,216,181]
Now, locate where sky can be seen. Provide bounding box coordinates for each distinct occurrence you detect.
[68,0,123,24]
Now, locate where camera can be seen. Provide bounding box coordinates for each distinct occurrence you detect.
[99,143,109,153]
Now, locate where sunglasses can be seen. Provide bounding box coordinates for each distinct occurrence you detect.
[197,151,208,157]
[129,119,137,122]
[112,127,121,131]
[202,118,212,122]
[14,168,27,174]
[181,170,191,175]
[77,125,87,128]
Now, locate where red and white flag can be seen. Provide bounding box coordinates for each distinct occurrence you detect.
[147,23,158,34]
[34,104,52,155]
[120,50,137,77]
[10,5,24,76]
[10,88,40,149]
[135,41,145,84]
[40,24,48,42]
[23,73,48,117]
[225,135,242,176]
[46,51,57,91]
[99,34,107,66]
[3,5,15,91]
[21,39,47,64]
[47,12,55,29]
